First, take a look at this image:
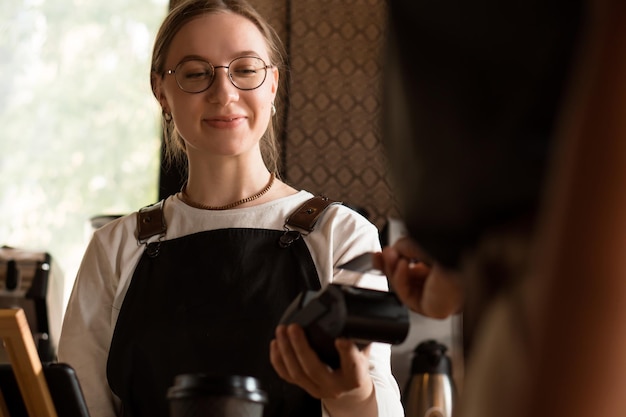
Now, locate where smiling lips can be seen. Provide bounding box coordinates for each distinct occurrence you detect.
[204,115,246,128]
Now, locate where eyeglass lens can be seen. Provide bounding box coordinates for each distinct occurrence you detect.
[174,56,268,93]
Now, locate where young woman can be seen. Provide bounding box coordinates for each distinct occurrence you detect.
[58,1,404,417]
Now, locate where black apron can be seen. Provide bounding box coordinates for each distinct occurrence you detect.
[106,225,323,417]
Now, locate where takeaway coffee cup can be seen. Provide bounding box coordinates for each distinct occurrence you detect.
[168,374,268,417]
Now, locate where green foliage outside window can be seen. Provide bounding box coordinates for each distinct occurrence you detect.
[0,0,168,305]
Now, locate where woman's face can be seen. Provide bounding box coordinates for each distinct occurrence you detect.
[155,12,279,161]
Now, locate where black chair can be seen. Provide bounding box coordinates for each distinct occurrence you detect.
[0,362,90,417]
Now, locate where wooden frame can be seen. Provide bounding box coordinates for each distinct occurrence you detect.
[0,308,57,417]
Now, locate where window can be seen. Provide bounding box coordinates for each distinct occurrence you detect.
[0,0,169,308]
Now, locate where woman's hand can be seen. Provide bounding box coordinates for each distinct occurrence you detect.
[373,236,464,319]
[270,324,376,416]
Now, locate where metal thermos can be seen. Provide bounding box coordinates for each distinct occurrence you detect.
[403,340,456,417]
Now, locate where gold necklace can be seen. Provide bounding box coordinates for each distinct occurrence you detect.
[179,173,275,210]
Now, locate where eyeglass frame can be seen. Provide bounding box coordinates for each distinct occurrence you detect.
[163,55,274,93]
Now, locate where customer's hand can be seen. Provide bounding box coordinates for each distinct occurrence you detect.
[373,236,463,319]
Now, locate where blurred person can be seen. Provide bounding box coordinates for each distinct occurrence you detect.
[379,0,626,416]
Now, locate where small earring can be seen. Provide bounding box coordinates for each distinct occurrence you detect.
[163,110,172,122]
[271,102,277,116]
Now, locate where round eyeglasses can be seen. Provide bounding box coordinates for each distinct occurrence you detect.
[165,56,272,93]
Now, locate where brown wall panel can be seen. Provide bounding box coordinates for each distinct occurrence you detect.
[280,0,398,228]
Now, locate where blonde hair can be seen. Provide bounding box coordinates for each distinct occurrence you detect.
[150,0,286,175]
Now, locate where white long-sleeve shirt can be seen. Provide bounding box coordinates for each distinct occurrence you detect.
[58,190,404,417]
